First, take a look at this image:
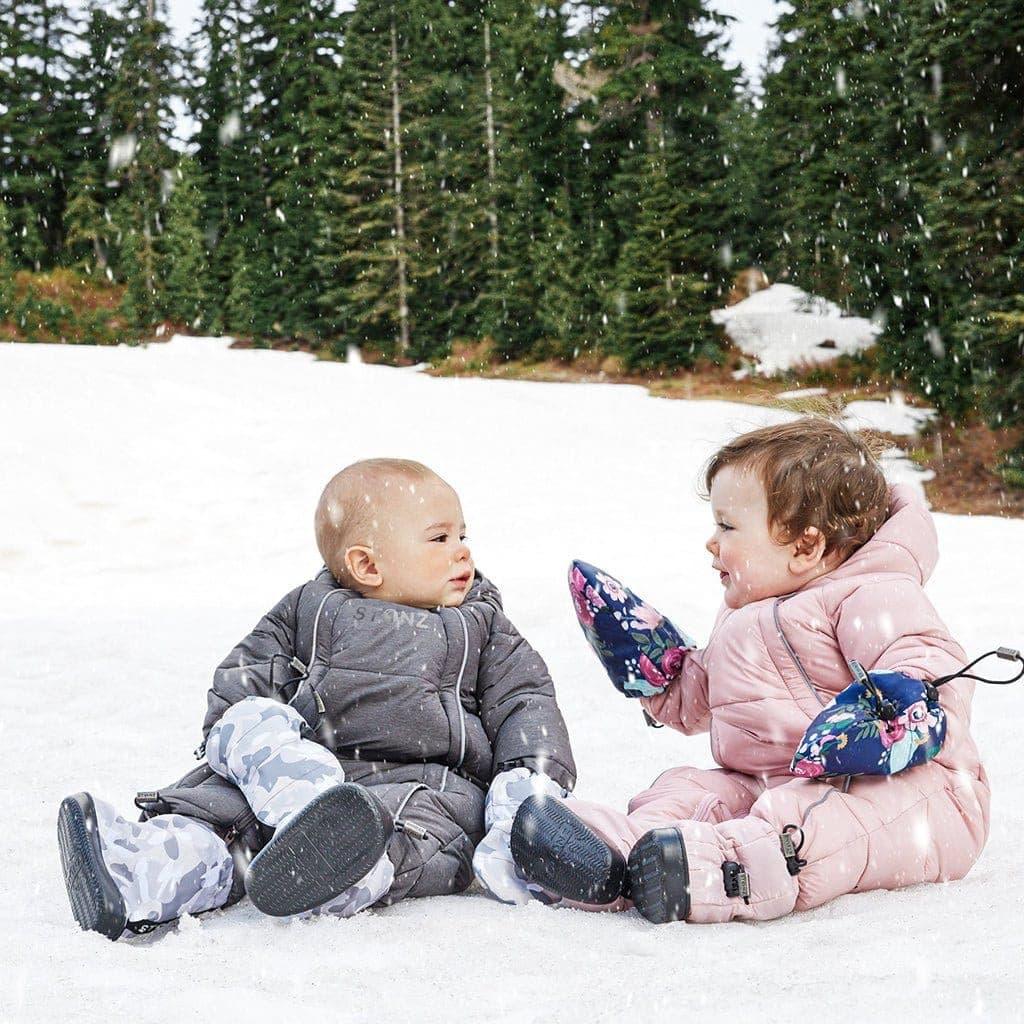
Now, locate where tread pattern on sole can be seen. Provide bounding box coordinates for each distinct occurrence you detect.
[510,795,625,905]
[57,794,128,941]
[627,828,691,924]
[245,784,390,917]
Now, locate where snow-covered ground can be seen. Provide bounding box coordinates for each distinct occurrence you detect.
[2,335,1022,1024]
[713,283,882,374]
[844,391,937,437]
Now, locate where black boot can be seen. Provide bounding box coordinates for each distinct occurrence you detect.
[510,795,627,905]
[626,828,691,924]
[57,793,128,941]
[245,783,393,917]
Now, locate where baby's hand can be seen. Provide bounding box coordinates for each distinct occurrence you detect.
[791,664,947,779]
[569,560,695,698]
[473,768,567,905]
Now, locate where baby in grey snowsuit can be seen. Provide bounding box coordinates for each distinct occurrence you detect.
[58,459,576,939]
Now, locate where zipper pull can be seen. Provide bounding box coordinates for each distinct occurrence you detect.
[396,820,429,841]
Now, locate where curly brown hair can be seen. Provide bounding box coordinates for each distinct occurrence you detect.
[703,417,891,561]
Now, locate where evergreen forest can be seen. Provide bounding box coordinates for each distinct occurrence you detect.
[1,0,1022,456]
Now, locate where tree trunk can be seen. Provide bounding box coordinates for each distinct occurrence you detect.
[390,17,410,355]
[483,17,498,260]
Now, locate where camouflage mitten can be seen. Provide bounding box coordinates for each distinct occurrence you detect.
[472,767,569,905]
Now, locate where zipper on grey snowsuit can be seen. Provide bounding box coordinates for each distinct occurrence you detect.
[453,607,470,769]
[439,607,471,794]
[294,587,347,716]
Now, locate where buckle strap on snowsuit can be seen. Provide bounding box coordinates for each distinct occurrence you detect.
[780,824,808,876]
[721,861,751,903]
[134,788,258,850]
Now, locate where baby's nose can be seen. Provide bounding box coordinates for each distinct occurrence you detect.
[705,534,717,555]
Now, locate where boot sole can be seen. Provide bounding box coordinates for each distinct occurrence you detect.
[57,793,128,941]
[627,827,691,924]
[510,795,625,905]
[245,784,390,917]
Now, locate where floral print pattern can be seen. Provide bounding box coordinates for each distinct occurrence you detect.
[568,560,696,698]
[791,669,947,778]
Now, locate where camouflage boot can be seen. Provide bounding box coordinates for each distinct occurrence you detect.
[205,696,393,917]
[57,792,234,941]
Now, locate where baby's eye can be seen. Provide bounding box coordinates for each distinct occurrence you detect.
[431,534,448,543]
[717,521,733,532]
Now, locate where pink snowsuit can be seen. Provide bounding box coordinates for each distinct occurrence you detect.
[567,484,990,922]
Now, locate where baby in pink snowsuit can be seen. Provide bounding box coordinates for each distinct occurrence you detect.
[511,416,990,923]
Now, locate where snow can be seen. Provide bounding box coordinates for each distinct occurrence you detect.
[2,335,1022,1023]
[712,283,882,374]
[844,392,937,437]
[776,386,829,400]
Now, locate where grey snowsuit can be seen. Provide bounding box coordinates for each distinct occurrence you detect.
[140,569,576,905]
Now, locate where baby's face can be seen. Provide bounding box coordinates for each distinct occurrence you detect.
[364,476,475,609]
[705,465,802,609]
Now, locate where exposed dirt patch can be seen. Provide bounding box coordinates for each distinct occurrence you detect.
[228,335,318,354]
[907,422,1024,518]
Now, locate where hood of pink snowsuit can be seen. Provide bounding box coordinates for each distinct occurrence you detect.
[671,484,981,779]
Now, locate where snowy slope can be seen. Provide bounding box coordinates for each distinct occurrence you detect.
[2,336,1022,1024]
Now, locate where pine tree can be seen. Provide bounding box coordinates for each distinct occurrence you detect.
[572,0,737,367]
[74,3,126,161]
[103,0,180,327]
[474,0,575,359]
[0,0,83,268]
[0,199,14,320]
[63,162,111,275]
[225,223,276,338]
[157,158,208,326]
[897,0,1024,427]
[187,0,253,330]
[612,138,714,368]
[58,2,129,278]
[532,186,586,360]
[317,1,422,357]
[754,2,918,312]
[227,0,341,342]
[409,0,490,351]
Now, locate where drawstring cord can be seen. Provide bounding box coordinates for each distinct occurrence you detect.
[932,647,1024,689]
[848,646,1023,725]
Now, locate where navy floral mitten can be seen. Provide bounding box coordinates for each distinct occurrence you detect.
[569,560,696,698]
[791,662,946,778]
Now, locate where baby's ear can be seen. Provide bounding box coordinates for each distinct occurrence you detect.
[345,545,382,589]
[790,526,827,569]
